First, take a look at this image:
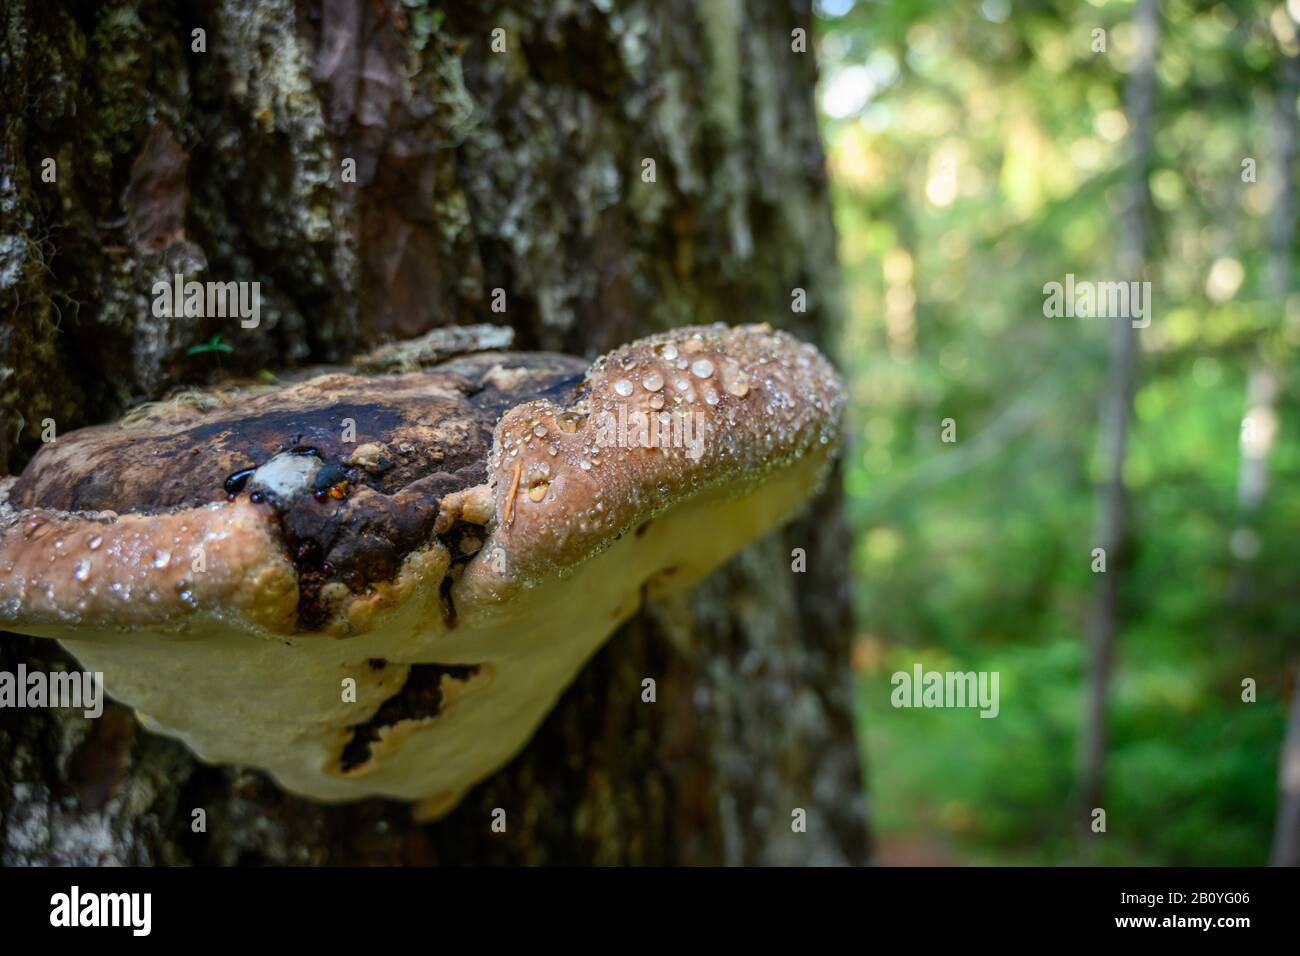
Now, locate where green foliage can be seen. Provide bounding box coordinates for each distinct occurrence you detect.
[819,0,1298,864]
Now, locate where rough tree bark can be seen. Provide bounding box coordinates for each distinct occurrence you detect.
[0,0,866,864]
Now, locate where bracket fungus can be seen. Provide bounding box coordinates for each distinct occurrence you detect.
[0,323,844,816]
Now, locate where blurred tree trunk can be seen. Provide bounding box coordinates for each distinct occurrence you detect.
[1266,52,1300,869]
[0,0,866,865]
[1273,674,1300,866]
[1077,0,1159,840]
[1228,53,1296,618]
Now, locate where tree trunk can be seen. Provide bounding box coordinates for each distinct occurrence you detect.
[1228,52,1296,617]
[1077,0,1159,840]
[0,0,866,865]
[1266,52,1300,869]
[1272,671,1300,866]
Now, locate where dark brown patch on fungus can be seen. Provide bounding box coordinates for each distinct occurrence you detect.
[340,663,482,773]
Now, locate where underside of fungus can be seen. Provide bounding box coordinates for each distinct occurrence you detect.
[0,323,844,816]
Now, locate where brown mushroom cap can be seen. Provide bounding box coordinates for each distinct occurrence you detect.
[0,323,844,811]
[0,496,297,633]
[468,323,842,591]
[2,351,587,633]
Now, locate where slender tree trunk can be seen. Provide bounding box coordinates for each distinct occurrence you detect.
[1273,671,1300,866]
[1077,0,1160,839]
[1266,52,1300,868]
[0,0,866,865]
[1228,53,1296,616]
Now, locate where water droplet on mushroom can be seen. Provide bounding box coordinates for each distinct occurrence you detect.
[704,387,720,405]
[613,379,634,397]
[659,343,678,361]
[722,366,750,397]
[153,550,171,569]
[533,423,548,437]
[691,358,715,379]
[558,413,584,433]
[74,560,91,583]
[642,371,664,391]
[528,480,549,502]
[648,394,665,410]
[223,467,257,495]
[580,459,592,471]
[88,535,103,551]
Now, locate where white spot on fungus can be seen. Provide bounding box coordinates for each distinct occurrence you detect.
[248,452,322,505]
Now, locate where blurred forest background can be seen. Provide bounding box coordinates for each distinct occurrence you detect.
[817,0,1299,865]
